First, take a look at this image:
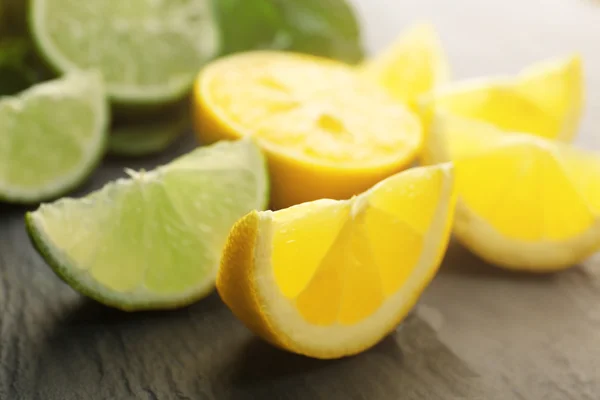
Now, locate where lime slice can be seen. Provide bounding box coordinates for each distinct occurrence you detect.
[109,109,190,157]
[0,71,108,203]
[26,138,268,311]
[30,0,220,107]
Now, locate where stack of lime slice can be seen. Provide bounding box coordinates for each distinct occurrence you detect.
[109,107,191,157]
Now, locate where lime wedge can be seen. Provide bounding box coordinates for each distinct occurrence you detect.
[109,109,190,157]
[30,0,220,107]
[26,139,268,311]
[0,71,108,203]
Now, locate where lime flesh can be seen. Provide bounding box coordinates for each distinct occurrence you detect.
[30,0,220,107]
[26,139,268,311]
[0,71,108,203]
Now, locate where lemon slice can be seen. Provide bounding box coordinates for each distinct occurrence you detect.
[193,51,422,209]
[421,55,583,141]
[424,113,600,271]
[360,23,449,109]
[217,164,455,359]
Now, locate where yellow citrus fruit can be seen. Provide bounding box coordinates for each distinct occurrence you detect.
[359,23,449,107]
[424,112,600,271]
[217,164,455,359]
[359,23,449,110]
[193,51,422,209]
[421,54,583,141]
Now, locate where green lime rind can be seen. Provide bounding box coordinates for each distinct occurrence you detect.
[26,138,269,311]
[25,210,215,310]
[0,71,108,204]
[29,0,220,107]
[109,111,190,157]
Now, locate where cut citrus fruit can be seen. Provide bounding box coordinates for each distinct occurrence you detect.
[0,71,107,203]
[193,51,423,209]
[421,55,583,141]
[26,139,268,311]
[424,112,600,271]
[217,164,455,359]
[30,0,220,107]
[359,23,449,109]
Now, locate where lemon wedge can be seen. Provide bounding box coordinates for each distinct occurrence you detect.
[360,23,449,109]
[424,113,600,271]
[217,164,455,359]
[193,51,422,209]
[421,55,583,141]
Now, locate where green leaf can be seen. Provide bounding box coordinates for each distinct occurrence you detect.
[213,0,364,64]
[0,38,40,96]
[0,0,28,37]
[0,0,53,96]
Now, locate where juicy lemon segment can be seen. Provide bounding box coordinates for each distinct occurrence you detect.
[563,149,600,214]
[272,200,350,299]
[455,143,594,241]
[518,55,583,138]
[421,111,501,164]
[217,164,456,359]
[360,23,449,108]
[423,54,583,141]
[194,51,423,209]
[431,86,559,139]
[425,113,600,270]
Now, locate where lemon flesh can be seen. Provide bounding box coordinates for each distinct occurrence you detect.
[217,164,455,359]
[27,139,268,311]
[360,23,449,109]
[422,55,583,141]
[425,113,600,270]
[194,51,422,209]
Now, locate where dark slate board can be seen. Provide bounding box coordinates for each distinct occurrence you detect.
[2,0,600,399]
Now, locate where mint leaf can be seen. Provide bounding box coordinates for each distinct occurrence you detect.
[214,0,364,64]
[0,0,28,37]
[0,38,39,96]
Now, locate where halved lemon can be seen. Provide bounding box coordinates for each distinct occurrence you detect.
[193,51,422,209]
[359,23,449,109]
[420,55,583,141]
[424,112,600,271]
[217,164,455,359]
